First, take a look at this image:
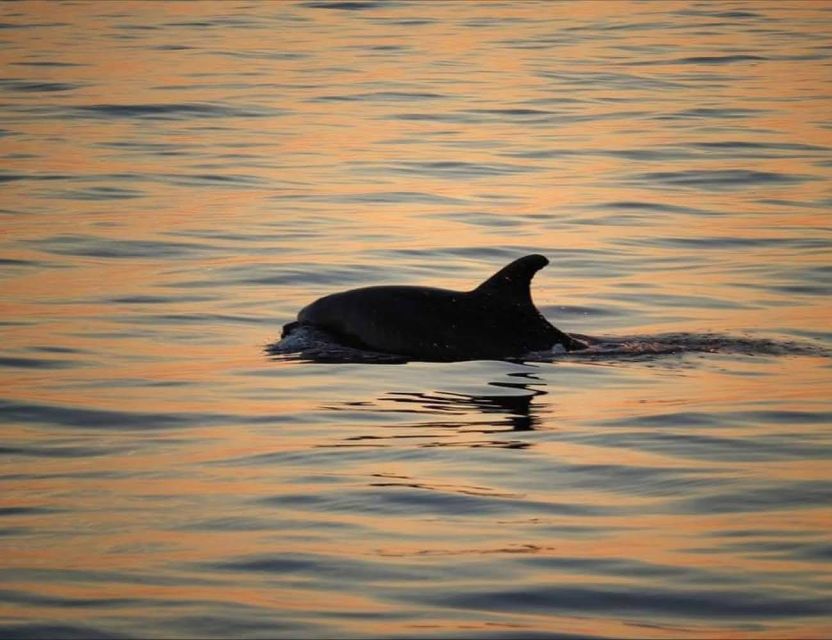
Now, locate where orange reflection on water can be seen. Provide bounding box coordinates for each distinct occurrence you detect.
[1,1,831,638]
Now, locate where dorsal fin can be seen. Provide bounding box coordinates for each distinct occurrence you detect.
[473,254,549,303]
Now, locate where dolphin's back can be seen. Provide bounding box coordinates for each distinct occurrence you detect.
[298,285,490,360]
[290,255,586,361]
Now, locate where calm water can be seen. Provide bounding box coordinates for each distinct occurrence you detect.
[2,1,831,638]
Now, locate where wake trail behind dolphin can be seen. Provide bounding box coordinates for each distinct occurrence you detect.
[267,326,828,364]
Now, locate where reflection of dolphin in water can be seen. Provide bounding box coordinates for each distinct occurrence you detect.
[386,378,547,432]
[282,254,588,362]
[329,372,548,447]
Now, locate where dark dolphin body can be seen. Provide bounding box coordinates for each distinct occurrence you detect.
[283,254,588,361]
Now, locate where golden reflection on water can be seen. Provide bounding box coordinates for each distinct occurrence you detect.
[1,0,831,638]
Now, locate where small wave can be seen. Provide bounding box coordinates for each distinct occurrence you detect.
[627,168,814,191]
[0,80,82,93]
[31,234,212,259]
[69,102,281,120]
[266,327,826,364]
[303,1,387,10]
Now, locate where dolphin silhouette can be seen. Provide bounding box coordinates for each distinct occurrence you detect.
[282,254,588,361]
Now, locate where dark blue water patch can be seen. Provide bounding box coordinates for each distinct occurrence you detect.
[410,583,829,620]
[0,399,240,431]
[676,480,832,514]
[261,487,623,518]
[502,148,582,160]
[498,35,581,52]
[114,23,159,31]
[539,70,689,91]
[0,171,73,183]
[674,9,762,19]
[570,430,832,463]
[633,54,768,66]
[750,257,832,292]
[710,527,823,539]
[208,49,309,60]
[462,108,649,126]
[604,148,692,162]
[603,201,717,216]
[692,140,830,154]
[545,462,726,498]
[387,18,436,26]
[94,140,197,156]
[65,378,194,389]
[703,538,832,564]
[311,190,464,204]
[504,145,694,163]
[40,186,146,201]
[384,111,487,124]
[207,551,449,583]
[303,1,389,9]
[158,173,267,188]
[0,357,79,369]
[0,79,83,92]
[793,542,832,562]
[602,408,832,429]
[786,328,832,343]
[514,554,751,588]
[600,411,722,429]
[734,409,832,425]
[107,294,217,304]
[391,631,606,640]
[626,169,813,190]
[10,61,85,67]
[162,16,264,29]
[151,43,193,51]
[658,107,766,120]
[175,515,360,533]
[0,624,130,640]
[31,234,215,259]
[0,506,58,517]
[368,44,409,52]
[466,108,557,120]
[0,21,69,29]
[3,153,39,161]
[311,91,445,102]
[68,102,282,120]
[0,443,131,458]
[623,235,830,250]
[0,587,148,609]
[0,257,39,266]
[30,346,86,354]
[160,613,325,640]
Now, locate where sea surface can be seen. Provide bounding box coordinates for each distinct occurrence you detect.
[1,1,831,638]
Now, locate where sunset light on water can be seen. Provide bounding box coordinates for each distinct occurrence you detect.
[1,1,831,638]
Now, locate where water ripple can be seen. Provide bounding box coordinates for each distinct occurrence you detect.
[628,168,813,189]
[69,102,283,120]
[414,584,830,619]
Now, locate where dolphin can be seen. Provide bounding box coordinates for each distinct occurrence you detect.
[282,254,588,361]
